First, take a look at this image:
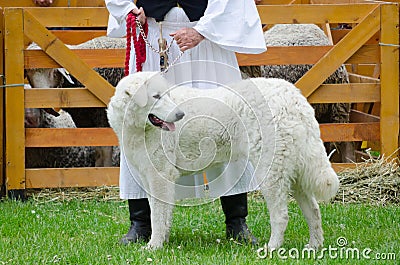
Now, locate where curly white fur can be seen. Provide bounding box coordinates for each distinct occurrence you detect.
[107,72,339,250]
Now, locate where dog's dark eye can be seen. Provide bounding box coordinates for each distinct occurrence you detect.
[153,94,161,99]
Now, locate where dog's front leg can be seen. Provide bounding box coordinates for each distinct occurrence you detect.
[146,180,175,250]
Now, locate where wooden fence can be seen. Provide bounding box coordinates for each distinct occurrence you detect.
[1,1,399,195]
[0,0,106,197]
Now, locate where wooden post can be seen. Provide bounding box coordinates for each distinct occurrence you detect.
[4,8,26,198]
[379,3,399,157]
[0,8,4,197]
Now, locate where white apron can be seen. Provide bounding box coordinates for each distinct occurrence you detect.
[108,6,265,202]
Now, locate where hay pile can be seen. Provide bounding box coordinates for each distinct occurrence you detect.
[334,154,400,205]
[28,186,121,203]
[26,155,400,205]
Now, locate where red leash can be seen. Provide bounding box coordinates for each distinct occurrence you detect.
[125,12,148,76]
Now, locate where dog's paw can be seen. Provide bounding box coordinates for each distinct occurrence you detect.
[145,239,164,250]
[305,235,323,250]
[304,241,323,250]
[267,238,283,251]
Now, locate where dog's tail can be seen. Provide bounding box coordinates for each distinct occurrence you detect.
[298,140,339,201]
[311,165,339,201]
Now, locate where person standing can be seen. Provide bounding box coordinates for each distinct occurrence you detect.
[106,0,266,245]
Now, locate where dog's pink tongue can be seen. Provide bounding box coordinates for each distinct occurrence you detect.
[163,122,175,131]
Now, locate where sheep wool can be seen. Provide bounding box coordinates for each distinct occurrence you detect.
[262,24,353,162]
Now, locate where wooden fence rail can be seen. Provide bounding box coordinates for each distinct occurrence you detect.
[1,2,399,195]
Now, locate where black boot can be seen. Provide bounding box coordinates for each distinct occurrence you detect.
[220,193,258,245]
[120,198,152,245]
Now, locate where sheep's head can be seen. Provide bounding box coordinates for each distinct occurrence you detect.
[25,68,75,88]
[25,68,62,88]
[25,107,42,128]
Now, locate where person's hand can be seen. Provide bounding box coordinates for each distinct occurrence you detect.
[170,28,204,52]
[130,7,146,26]
[33,0,53,7]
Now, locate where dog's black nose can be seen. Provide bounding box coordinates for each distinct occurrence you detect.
[175,111,185,121]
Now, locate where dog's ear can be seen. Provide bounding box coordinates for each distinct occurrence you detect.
[130,82,148,107]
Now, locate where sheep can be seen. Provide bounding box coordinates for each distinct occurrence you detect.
[25,36,125,167]
[240,65,262,79]
[24,108,121,168]
[24,87,96,168]
[261,24,354,162]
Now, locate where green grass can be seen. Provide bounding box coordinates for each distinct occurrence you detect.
[0,197,399,265]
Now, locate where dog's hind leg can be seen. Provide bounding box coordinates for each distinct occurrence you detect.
[292,188,324,249]
[261,184,289,250]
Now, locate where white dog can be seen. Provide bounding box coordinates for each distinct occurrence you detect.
[107,71,339,250]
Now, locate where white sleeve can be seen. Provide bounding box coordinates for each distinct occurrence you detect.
[105,0,137,38]
[193,0,266,54]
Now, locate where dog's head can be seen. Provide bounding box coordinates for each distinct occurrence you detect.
[115,72,185,131]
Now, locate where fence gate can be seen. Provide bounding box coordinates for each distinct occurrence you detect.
[1,2,399,196]
[4,7,119,197]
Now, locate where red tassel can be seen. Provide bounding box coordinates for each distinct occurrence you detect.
[125,12,148,75]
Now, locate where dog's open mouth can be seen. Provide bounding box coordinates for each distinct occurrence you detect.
[148,114,176,131]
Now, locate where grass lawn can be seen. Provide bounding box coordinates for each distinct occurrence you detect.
[0,195,399,264]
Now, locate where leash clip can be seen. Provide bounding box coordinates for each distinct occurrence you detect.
[158,22,169,72]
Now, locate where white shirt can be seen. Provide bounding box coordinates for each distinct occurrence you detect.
[105,0,266,54]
